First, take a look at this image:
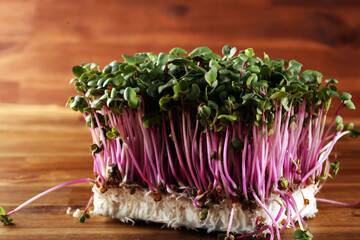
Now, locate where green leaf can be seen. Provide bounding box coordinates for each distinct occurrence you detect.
[135,53,148,64]
[238,54,248,61]
[293,230,305,239]
[252,80,268,88]
[179,79,189,92]
[329,85,338,92]
[128,97,141,109]
[158,80,176,94]
[0,207,5,215]
[173,85,180,101]
[146,52,158,61]
[208,100,219,109]
[103,65,112,74]
[325,79,338,84]
[222,45,232,56]
[169,47,187,55]
[205,68,217,85]
[336,115,343,125]
[270,91,289,100]
[218,114,237,121]
[122,55,136,65]
[83,63,99,70]
[301,70,323,84]
[169,57,193,66]
[288,59,303,75]
[211,80,218,89]
[209,59,221,70]
[124,64,137,73]
[147,84,159,97]
[247,65,260,73]
[96,78,105,87]
[260,66,271,75]
[0,214,13,226]
[123,87,141,109]
[110,88,117,98]
[349,129,360,138]
[106,131,116,139]
[242,93,255,104]
[202,52,221,60]
[229,47,237,58]
[87,80,98,87]
[336,123,344,132]
[124,87,136,101]
[157,52,169,66]
[268,129,275,136]
[199,207,209,220]
[159,95,172,111]
[345,122,354,130]
[345,100,355,109]
[246,73,258,86]
[109,61,120,72]
[199,105,211,119]
[222,45,237,58]
[91,99,103,110]
[244,48,254,57]
[69,77,78,84]
[72,66,86,77]
[263,52,270,61]
[112,126,119,134]
[189,46,212,57]
[99,91,109,101]
[331,162,340,176]
[79,215,86,223]
[341,92,352,100]
[305,231,313,238]
[90,144,102,154]
[279,176,289,188]
[187,84,200,100]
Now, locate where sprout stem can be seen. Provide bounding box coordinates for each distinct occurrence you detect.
[84,194,94,213]
[316,198,360,207]
[252,191,281,240]
[226,206,235,236]
[7,178,92,217]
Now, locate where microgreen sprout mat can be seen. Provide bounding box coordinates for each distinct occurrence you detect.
[1,45,359,240]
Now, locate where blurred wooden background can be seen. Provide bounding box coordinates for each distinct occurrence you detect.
[0,0,359,118]
[0,0,359,239]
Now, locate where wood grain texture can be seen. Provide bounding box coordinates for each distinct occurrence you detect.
[0,0,359,119]
[0,104,359,239]
[0,0,360,239]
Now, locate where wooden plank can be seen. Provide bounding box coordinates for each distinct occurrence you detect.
[0,0,359,113]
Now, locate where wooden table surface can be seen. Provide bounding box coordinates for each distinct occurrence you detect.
[0,103,359,240]
[1,0,360,239]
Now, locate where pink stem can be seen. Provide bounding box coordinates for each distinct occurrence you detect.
[84,194,94,213]
[252,192,281,240]
[236,226,269,239]
[316,198,360,207]
[7,178,92,216]
[226,206,236,236]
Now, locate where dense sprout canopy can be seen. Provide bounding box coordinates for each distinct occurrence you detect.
[67,45,357,135]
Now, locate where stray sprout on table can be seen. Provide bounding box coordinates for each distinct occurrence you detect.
[0,207,12,226]
[1,46,359,240]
